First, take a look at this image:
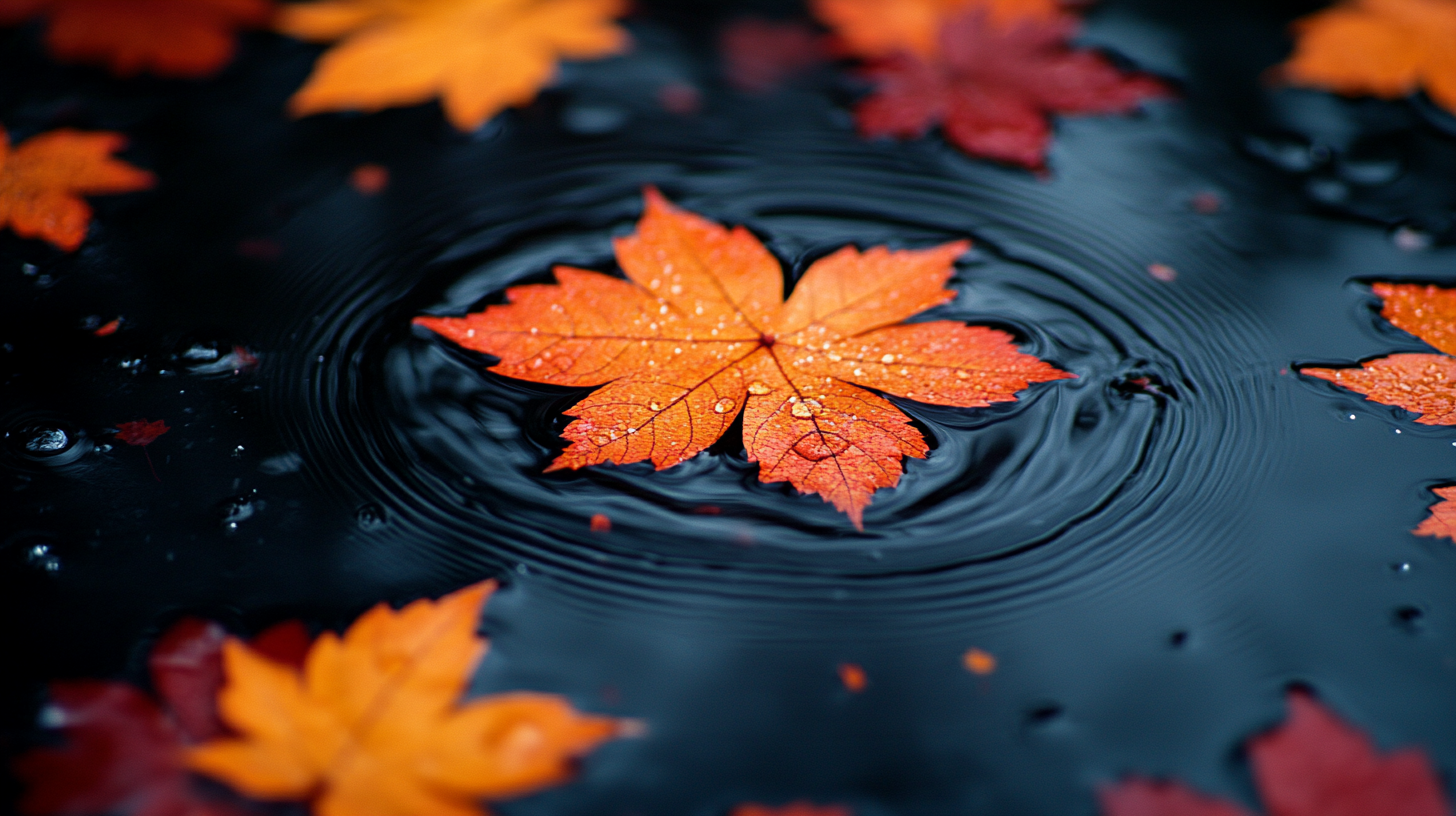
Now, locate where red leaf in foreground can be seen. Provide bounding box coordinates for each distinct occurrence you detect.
[14,619,242,816]
[855,11,1168,168]
[116,419,169,446]
[720,17,827,93]
[1248,690,1449,816]
[1098,778,1252,816]
[1100,690,1451,816]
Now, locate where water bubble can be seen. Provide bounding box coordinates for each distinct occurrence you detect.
[8,422,90,466]
[747,381,770,395]
[356,503,386,530]
[1393,605,1426,634]
[218,493,259,531]
[713,398,736,414]
[26,543,60,573]
[1390,562,1412,576]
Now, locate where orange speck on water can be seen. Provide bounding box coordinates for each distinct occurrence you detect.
[963,648,997,675]
[837,663,867,692]
[93,318,121,337]
[1148,262,1177,282]
[350,163,390,195]
[590,513,612,533]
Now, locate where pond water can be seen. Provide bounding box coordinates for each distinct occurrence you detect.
[2,1,1455,814]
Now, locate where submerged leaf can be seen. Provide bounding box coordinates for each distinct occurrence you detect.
[853,12,1168,168]
[415,189,1072,527]
[1100,690,1451,816]
[277,0,629,130]
[186,581,628,816]
[1414,485,1456,541]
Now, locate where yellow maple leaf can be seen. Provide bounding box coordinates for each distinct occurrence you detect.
[1277,0,1456,114]
[187,581,629,816]
[277,0,630,130]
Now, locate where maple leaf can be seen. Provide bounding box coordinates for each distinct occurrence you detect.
[1276,0,1456,116]
[414,189,1072,528]
[1099,689,1451,816]
[15,619,241,816]
[0,0,273,77]
[853,11,1169,169]
[731,803,854,816]
[809,0,1069,59]
[0,127,154,252]
[277,0,630,131]
[1300,283,1456,425]
[186,580,628,816]
[116,419,170,446]
[1414,485,1456,541]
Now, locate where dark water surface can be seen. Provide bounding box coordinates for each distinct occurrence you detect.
[4,1,1456,814]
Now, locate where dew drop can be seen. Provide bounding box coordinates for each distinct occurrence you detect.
[747,381,770,395]
[714,397,736,414]
[881,354,895,363]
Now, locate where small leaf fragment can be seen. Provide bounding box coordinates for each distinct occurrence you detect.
[1414,485,1456,541]
[0,126,154,251]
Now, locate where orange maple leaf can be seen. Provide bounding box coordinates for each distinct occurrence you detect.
[1301,283,1456,425]
[809,0,1071,59]
[0,0,273,77]
[1276,0,1456,115]
[414,189,1073,528]
[186,581,628,816]
[0,127,154,252]
[1415,485,1456,541]
[277,0,629,131]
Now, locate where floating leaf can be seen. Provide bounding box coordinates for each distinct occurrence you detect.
[187,580,628,816]
[277,0,629,130]
[1277,0,1456,115]
[1301,283,1456,425]
[0,0,273,77]
[415,189,1072,527]
[0,127,154,252]
[1414,485,1456,541]
[853,12,1168,168]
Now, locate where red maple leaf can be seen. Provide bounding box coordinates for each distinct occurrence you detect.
[0,0,274,78]
[116,419,168,447]
[854,10,1168,168]
[1099,689,1451,816]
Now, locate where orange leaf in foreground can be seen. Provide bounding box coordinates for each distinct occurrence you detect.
[1277,0,1456,115]
[731,802,854,816]
[0,0,273,77]
[0,127,154,251]
[187,581,628,816]
[810,0,1068,59]
[278,0,629,130]
[1301,283,1456,425]
[1414,485,1456,541]
[414,190,1072,527]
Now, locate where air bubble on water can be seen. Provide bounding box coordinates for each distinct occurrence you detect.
[24,427,70,454]
[356,503,386,530]
[218,493,258,531]
[1391,562,1412,575]
[27,543,60,573]
[1393,226,1432,252]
